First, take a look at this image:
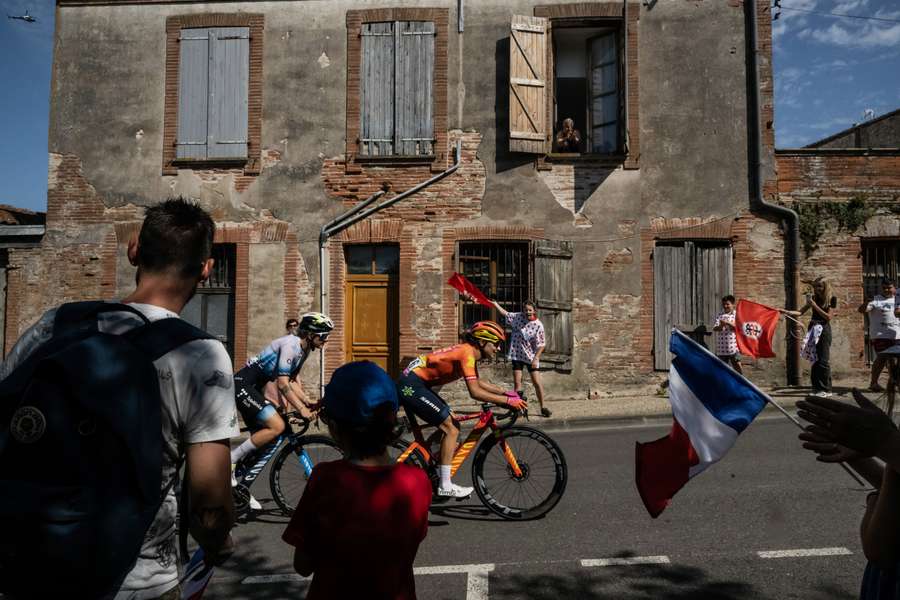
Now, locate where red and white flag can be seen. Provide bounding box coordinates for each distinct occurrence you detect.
[735,300,781,358]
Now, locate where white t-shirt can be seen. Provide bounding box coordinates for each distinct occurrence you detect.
[0,302,239,599]
[867,294,900,340]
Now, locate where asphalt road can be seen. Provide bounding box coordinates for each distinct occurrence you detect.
[204,417,870,599]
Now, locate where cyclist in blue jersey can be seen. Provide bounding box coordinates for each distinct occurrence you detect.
[230,312,334,500]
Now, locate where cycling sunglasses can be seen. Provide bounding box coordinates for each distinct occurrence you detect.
[316,332,330,342]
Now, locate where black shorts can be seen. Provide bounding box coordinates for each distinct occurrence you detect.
[396,371,452,427]
[234,365,273,428]
[511,360,537,372]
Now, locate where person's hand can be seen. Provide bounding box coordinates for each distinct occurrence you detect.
[460,291,474,302]
[531,359,539,370]
[797,390,899,458]
[798,427,866,463]
[504,391,528,411]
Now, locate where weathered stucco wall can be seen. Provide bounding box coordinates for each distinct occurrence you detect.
[13,0,812,399]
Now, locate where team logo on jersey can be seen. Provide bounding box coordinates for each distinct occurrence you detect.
[466,356,476,368]
[11,406,46,444]
[401,385,415,398]
[741,321,763,340]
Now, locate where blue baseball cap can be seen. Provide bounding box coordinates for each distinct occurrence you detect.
[322,361,399,425]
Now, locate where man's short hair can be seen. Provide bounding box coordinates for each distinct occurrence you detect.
[137,197,215,279]
[722,294,736,304]
[882,279,896,288]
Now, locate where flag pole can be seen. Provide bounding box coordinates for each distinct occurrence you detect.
[762,393,867,487]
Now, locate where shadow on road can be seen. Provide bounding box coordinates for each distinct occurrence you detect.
[492,564,755,600]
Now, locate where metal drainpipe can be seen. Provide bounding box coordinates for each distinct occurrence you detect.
[745,0,800,385]
[317,141,463,396]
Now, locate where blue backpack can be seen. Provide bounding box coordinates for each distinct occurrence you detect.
[0,302,213,598]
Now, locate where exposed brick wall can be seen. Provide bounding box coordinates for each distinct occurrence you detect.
[322,130,485,218]
[776,153,900,199]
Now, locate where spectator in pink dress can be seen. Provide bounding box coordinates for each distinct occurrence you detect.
[490,299,550,417]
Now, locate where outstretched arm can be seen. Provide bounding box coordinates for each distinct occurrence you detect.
[490,299,510,319]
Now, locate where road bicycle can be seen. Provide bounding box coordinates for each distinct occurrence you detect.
[231,410,343,516]
[391,400,567,520]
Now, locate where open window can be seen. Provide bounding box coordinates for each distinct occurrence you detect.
[182,244,236,357]
[509,13,627,156]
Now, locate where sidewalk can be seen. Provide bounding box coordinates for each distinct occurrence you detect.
[475,375,877,430]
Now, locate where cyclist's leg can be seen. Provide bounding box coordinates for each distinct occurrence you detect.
[437,414,461,488]
[233,382,279,464]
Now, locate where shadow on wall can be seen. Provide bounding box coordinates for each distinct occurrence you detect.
[495,37,542,174]
[572,163,614,214]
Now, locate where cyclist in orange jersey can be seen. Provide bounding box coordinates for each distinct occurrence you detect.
[397,321,528,498]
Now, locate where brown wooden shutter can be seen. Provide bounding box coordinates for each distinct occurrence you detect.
[509,15,549,154]
[533,240,573,369]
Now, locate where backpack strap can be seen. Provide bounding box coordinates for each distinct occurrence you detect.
[54,301,152,336]
[125,317,216,362]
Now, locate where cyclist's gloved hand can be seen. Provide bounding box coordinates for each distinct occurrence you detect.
[504,391,527,411]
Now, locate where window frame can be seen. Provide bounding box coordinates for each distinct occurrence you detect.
[346,8,449,172]
[534,3,640,168]
[182,243,237,358]
[163,13,264,176]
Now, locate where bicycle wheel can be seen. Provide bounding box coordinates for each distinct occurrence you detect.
[270,435,344,516]
[472,426,567,520]
[389,440,437,492]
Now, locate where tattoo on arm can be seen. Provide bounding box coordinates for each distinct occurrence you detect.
[190,505,232,550]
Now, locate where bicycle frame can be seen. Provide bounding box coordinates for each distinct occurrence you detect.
[237,417,317,485]
[397,406,523,478]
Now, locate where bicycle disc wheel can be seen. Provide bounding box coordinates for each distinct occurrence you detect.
[270,435,344,516]
[472,426,567,520]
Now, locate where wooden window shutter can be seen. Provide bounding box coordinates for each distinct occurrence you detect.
[207,27,250,159]
[589,32,619,154]
[509,15,549,154]
[652,242,733,370]
[177,28,211,159]
[533,240,573,369]
[360,22,396,157]
[396,21,435,156]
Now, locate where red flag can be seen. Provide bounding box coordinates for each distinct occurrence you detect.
[447,273,493,308]
[735,299,781,358]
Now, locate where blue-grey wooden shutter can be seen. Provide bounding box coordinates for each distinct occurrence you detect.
[534,240,574,370]
[395,21,434,156]
[177,28,210,159]
[207,27,249,159]
[360,22,395,157]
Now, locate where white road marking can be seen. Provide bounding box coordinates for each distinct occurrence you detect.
[581,556,671,567]
[243,563,496,600]
[757,547,852,559]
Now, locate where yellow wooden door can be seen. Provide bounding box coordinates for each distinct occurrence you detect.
[344,245,399,376]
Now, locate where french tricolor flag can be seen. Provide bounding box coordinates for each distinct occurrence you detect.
[635,329,768,518]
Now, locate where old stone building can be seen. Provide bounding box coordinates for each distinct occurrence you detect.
[11,0,896,403]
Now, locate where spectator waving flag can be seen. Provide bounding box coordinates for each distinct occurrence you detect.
[635,330,768,518]
[735,299,781,358]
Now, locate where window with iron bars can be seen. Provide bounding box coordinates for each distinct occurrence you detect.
[457,242,529,339]
[862,240,900,365]
[182,243,236,357]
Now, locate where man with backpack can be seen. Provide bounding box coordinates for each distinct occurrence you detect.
[0,198,238,599]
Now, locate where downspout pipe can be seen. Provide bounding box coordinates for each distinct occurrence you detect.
[317,140,463,396]
[745,0,800,385]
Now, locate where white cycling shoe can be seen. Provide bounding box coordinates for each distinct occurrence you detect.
[248,495,263,511]
[437,483,474,499]
[230,464,238,487]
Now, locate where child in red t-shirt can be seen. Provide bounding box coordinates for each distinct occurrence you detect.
[282,361,432,600]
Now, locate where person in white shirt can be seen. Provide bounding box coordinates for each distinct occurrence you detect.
[1,198,238,599]
[858,279,900,392]
[713,295,744,375]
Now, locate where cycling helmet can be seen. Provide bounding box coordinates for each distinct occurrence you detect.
[468,320,506,345]
[298,312,334,334]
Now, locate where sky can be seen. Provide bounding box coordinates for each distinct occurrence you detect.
[0,0,898,213]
